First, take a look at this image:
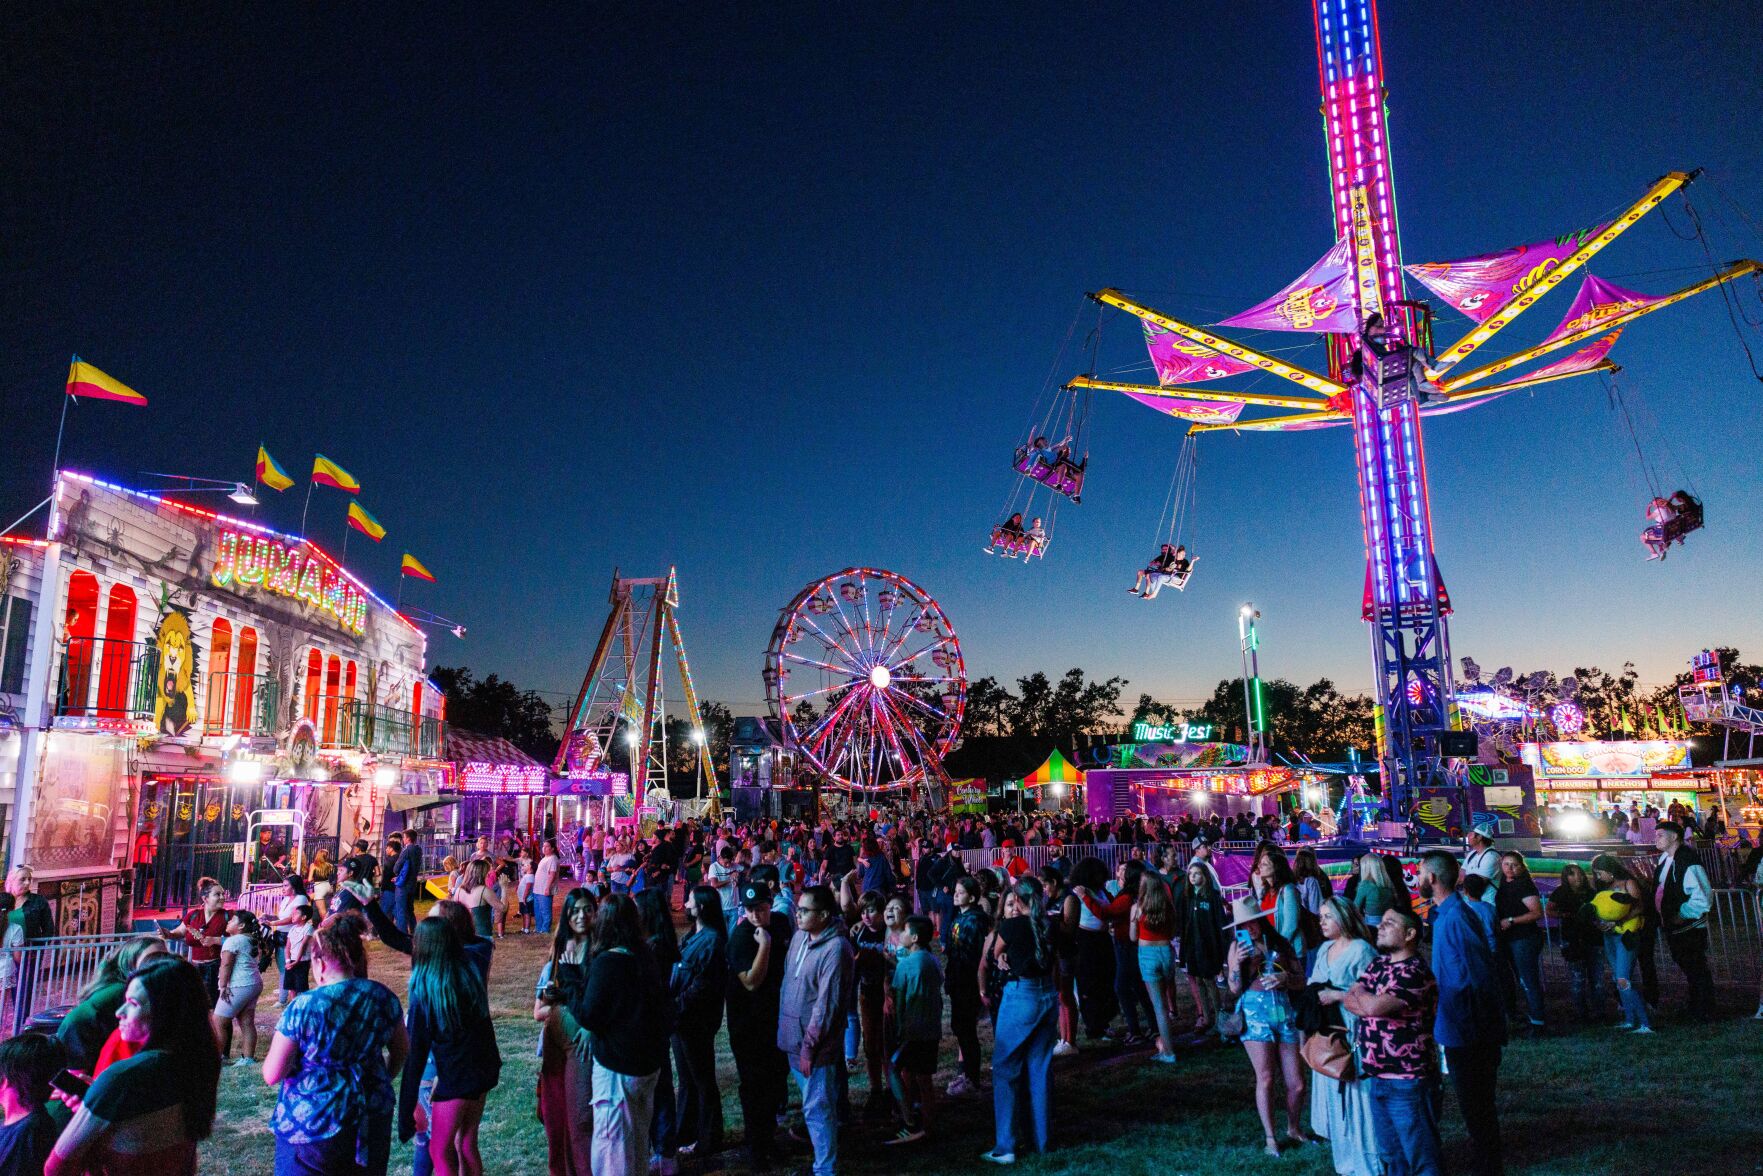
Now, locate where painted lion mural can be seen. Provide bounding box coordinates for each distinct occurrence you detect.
[152,609,198,736]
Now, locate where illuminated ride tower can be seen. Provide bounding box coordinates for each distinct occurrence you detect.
[1062,0,1749,818]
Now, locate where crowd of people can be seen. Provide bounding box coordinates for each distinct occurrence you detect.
[0,805,1741,1175]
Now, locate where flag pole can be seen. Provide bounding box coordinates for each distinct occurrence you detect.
[301,479,314,537]
[341,520,350,563]
[397,573,406,609]
[51,356,77,496]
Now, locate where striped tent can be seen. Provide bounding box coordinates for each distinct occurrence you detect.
[1021,748,1084,789]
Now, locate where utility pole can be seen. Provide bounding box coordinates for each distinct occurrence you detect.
[1238,604,1265,763]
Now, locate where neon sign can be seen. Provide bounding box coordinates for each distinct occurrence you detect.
[1131,721,1214,742]
[211,530,367,635]
[458,761,548,795]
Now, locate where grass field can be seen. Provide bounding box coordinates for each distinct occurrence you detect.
[200,929,1763,1176]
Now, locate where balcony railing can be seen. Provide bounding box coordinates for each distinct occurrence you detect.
[55,637,156,723]
[328,699,444,759]
[201,672,280,739]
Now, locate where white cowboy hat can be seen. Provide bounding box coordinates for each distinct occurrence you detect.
[1227,895,1269,929]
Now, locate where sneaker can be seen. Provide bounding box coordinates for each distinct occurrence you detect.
[1151,1052,1179,1064]
[883,1127,926,1146]
[230,1056,256,1068]
[947,1074,977,1097]
[1052,1040,1078,1057]
[1754,1005,1763,1020]
[980,1150,1017,1165]
[1631,1026,1656,1035]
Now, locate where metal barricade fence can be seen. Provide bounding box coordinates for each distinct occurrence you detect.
[3,931,190,1039]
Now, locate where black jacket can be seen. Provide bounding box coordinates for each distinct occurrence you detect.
[575,947,671,1077]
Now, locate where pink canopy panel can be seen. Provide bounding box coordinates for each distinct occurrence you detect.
[1141,321,1256,385]
[1528,329,1622,377]
[1543,276,1664,344]
[1115,388,1245,424]
[1218,238,1358,333]
[1404,224,1610,322]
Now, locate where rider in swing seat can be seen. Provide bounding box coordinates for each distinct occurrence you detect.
[1141,544,1195,600]
[1642,497,1675,560]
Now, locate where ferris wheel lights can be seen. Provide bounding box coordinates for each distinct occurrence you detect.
[869,666,893,689]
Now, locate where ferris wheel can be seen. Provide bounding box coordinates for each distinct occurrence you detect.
[764,568,966,795]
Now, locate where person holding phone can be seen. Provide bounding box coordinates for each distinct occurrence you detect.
[163,884,228,1007]
[1225,896,1309,1159]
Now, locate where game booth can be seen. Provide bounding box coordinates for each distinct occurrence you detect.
[1521,739,1709,815]
[1083,736,1320,822]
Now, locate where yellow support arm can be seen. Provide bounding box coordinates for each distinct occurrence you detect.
[1066,375,1330,412]
[1441,260,1759,391]
[1427,171,1693,376]
[1090,289,1347,396]
[1437,359,1619,404]
[1187,408,1348,434]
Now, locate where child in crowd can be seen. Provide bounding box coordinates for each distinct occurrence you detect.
[0,1032,65,1176]
[517,853,536,935]
[215,909,271,1065]
[282,903,318,999]
[887,915,944,1145]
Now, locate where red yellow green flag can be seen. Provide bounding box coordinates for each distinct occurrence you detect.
[311,454,360,493]
[65,359,148,406]
[255,446,294,491]
[346,502,386,542]
[400,553,436,582]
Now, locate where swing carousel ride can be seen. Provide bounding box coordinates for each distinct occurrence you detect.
[989,0,1763,812]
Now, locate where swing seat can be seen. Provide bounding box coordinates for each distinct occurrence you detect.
[1012,445,1086,502]
[1662,494,1703,544]
[987,527,1047,559]
[1141,557,1195,599]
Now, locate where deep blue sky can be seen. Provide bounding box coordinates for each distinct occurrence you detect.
[6,2,1763,719]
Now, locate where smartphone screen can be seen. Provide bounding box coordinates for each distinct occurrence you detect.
[51,1069,90,1100]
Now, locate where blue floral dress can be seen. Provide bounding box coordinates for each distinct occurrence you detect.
[273,977,403,1168]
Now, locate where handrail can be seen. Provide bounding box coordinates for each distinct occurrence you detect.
[55,636,156,721]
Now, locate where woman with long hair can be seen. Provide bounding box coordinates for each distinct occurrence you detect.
[1375,854,1415,921]
[1065,858,1119,1042]
[46,956,221,1176]
[1226,898,1308,1158]
[981,877,1059,1164]
[849,890,894,1118]
[945,875,992,1095]
[672,886,727,1158]
[557,894,671,1175]
[1293,848,1332,914]
[1548,863,1608,1025]
[1133,871,1180,1061]
[265,911,408,1175]
[534,888,596,1175]
[400,919,501,1176]
[452,859,504,943]
[1255,848,1315,974]
[1494,851,1547,1030]
[1308,897,1379,1175]
[268,874,314,1006]
[1349,855,1391,925]
[56,937,168,1073]
[1590,854,1653,1033]
[1174,861,1229,1033]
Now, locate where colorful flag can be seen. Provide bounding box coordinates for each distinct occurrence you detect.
[311,454,360,493]
[400,553,436,582]
[1404,224,1610,323]
[255,446,294,491]
[1141,322,1257,385]
[1525,330,1622,379]
[1113,388,1245,424]
[346,502,386,542]
[65,359,148,406]
[1218,239,1359,333]
[1543,276,1664,345]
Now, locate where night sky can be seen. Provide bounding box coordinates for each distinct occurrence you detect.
[6,2,1763,720]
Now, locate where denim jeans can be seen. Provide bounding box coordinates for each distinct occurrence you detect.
[844,1009,861,1061]
[1111,938,1153,1037]
[795,1063,839,1176]
[274,1118,392,1176]
[1367,1076,1444,1176]
[1566,946,1607,1022]
[1503,935,1545,1024]
[1605,932,1650,1029]
[992,977,1058,1155]
[1443,1043,1503,1176]
[532,894,554,935]
[590,1061,659,1176]
[410,1056,438,1176]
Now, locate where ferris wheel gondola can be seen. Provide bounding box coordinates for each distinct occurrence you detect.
[765,568,965,796]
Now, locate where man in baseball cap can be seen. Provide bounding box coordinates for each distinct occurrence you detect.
[729,882,791,1167]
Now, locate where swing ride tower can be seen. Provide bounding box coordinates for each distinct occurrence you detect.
[1055,0,1759,817]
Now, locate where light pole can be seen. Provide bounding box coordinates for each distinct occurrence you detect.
[1238,604,1265,764]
